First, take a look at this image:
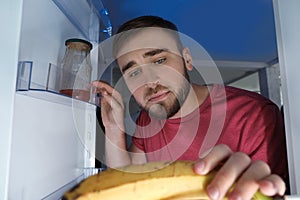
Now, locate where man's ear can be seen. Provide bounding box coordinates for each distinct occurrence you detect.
[182,47,193,71]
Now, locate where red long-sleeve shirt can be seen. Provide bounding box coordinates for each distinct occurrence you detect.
[132,84,288,182]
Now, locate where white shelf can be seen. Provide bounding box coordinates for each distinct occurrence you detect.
[16,89,98,110]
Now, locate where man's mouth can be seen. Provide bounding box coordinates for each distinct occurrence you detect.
[147,90,170,103]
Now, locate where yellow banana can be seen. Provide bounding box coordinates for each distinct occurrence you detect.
[62,160,272,200]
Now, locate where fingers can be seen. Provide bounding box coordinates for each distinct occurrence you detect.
[227,160,271,200]
[92,81,124,108]
[196,149,252,200]
[101,90,124,111]
[92,81,125,130]
[207,152,251,200]
[92,81,116,98]
[194,144,232,175]
[258,174,286,196]
[92,80,114,94]
[194,144,286,200]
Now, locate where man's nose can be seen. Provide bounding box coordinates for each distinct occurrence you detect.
[143,69,160,89]
[145,79,159,89]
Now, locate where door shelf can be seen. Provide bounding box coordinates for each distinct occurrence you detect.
[16,61,100,107]
[16,89,98,109]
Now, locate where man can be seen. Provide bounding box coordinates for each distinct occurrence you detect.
[93,16,287,199]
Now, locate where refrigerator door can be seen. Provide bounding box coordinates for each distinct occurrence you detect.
[4,0,107,198]
[8,92,96,199]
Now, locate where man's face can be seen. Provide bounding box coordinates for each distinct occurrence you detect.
[116,28,193,119]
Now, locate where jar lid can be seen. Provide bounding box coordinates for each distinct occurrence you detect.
[65,38,93,50]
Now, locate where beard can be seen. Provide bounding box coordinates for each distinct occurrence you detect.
[147,93,181,119]
[143,66,191,119]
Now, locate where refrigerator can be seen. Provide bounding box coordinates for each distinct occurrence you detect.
[0,0,111,199]
[2,0,300,198]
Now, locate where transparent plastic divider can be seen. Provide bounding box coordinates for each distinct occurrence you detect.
[46,63,62,93]
[16,61,33,91]
[16,61,60,92]
[16,61,101,106]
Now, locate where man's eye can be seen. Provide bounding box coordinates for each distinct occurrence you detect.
[128,68,142,78]
[154,58,166,65]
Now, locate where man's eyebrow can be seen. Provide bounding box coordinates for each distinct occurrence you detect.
[121,48,169,74]
[121,61,136,74]
[143,48,168,58]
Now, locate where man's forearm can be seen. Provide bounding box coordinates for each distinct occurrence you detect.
[105,128,131,168]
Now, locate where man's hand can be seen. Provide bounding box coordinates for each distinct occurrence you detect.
[92,81,125,131]
[92,81,131,167]
[194,144,286,200]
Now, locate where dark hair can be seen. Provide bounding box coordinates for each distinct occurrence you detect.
[116,15,179,33]
[112,15,183,57]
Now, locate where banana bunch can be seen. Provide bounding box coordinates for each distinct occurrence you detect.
[62,160,271,200]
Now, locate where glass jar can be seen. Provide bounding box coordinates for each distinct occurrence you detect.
[60,38,93,101]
